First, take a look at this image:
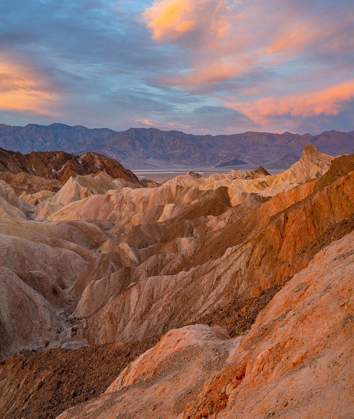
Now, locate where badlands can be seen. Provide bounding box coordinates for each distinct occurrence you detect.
[0,144,354,418]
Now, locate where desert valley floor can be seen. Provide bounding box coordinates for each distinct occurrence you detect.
[0,144,353,418]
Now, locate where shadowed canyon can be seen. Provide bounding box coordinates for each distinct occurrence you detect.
[0,141,354,419]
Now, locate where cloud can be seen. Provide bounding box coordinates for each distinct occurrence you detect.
[160,62,246,87]
[143,0,245,88]
[134,118,155,126]
[143,0,195,40]
[225,80,354,125]
[142,0,232,41]
[0,59,61,116]
[143,0,354,89]
[134,116,192,131]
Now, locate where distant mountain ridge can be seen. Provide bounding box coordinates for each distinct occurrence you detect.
[0,123,353,169]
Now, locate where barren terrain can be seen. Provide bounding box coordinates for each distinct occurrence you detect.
[0,144,353,418]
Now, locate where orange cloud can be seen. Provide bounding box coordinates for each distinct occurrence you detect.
[225,80,354,125]
[267,22,314,54]
[162,62,244,86]
[135,118,155,126]
[0,60,61,116]
[143,0,232,41]
[143,0,194,40]
[134,117,191,130]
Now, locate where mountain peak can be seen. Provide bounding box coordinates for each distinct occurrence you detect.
[301,143,333,167]
[302,142,321,157]
[255,166,270,176]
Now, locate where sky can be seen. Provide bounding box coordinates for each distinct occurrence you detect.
[0,0,354,134]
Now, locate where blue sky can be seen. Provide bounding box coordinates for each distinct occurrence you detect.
[0,0,353,134]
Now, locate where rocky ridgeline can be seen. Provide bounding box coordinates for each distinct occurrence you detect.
[0,147,138,186]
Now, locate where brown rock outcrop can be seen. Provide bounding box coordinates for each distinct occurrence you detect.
[0,147,138,183]
[0,337,159,419]
[0,233,87,358]
[57,325,239,419]
[0,171,63,194]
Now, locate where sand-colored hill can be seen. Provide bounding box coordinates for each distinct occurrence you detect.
[0,180,26,219]
[36,172,135,219]
[0,171,63,194]
[163,143,333,197]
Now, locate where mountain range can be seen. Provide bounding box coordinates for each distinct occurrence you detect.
[0,123,353,169]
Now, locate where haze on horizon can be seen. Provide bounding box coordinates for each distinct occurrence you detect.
[1,0,354,135]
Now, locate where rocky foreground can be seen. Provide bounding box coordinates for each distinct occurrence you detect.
[0,144,353,418]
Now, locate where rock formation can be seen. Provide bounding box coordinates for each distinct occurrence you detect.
[0,144,353,418]
[57,231,354,418]
[0,147,139,184]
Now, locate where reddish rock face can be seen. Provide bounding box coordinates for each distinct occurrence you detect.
[0,147,139,183]
[183,231,354,419]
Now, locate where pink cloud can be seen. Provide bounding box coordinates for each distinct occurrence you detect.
[161,62,247,86]
[0,59,61,116]
[134,117,191,131]
[225,80,354,125]
[134,118,155,126]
